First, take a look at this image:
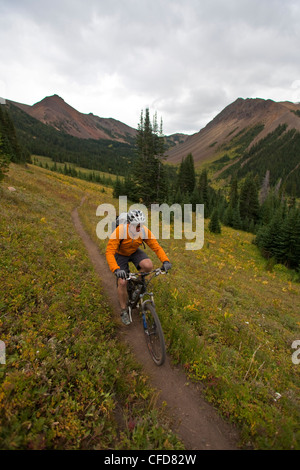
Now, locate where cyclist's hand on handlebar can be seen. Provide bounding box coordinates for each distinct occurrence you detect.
[162,261,172,272]
[114,269,127,279]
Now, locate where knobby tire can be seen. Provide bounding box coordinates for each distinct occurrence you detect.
[142,302,166,366]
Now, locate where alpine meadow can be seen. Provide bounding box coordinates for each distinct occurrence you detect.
[0,96,300,451]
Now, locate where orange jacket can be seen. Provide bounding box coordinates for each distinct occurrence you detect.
[105,224,170,273]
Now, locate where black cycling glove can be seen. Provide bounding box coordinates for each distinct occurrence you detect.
[114,269,127,279]
[162,261,172,272]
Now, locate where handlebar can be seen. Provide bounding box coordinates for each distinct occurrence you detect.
[125,268,167,281]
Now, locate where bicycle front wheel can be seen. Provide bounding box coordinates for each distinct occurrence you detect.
[142,302,166,366]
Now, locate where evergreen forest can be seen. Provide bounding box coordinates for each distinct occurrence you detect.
[0,104,30,181]
[221,124,300,197]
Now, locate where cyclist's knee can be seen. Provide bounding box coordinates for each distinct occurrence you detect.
[139,258,153,272]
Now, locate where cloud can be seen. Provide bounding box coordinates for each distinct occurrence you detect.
[1,0,300,134]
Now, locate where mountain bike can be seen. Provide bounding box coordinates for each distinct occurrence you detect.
[126,268,167,366]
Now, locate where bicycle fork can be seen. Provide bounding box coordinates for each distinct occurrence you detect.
[128,291,155,328]
[141,295,155,332]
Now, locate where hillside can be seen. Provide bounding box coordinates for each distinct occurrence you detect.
[166,98,300,166]
[5,101,137,176]
[1,163,299,449]
[216,123,300,195]
[9,95,137,144]
[5,97,189,177]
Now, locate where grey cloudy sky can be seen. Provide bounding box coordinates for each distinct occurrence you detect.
[1,0,300,135]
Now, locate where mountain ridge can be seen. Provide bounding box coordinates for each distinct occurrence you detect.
[165,97,300,165]
[8,94,190,147]
[6,94,300,193]
[9,94,137,144]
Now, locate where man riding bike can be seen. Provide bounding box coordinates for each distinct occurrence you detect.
[105,209,172,325]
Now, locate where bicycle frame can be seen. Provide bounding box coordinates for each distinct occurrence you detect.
[125,268,167,321]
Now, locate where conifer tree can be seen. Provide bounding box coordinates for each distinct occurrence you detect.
[191,185,200,212]
[0,105,29,163]
[178,153,196,195]
[255,205,284,261]
[198,168,209,216]
[223,204,233,226]
[131,108,167,206]
[281,207,300,268]
[231,204,243,229]
[255,202,300,270]
[175,187,183,205]
[209,209,221,233]
[259,189,281,226]
[0,135,10,182]
[224,174,241,228]
[239,174,260,231]
[229,173,239,209]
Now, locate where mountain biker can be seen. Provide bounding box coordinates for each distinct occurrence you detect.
[105,209,172,325]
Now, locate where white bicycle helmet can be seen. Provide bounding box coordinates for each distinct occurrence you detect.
[127,209,145,225]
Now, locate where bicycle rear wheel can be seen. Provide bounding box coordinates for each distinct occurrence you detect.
[142,302,166,366]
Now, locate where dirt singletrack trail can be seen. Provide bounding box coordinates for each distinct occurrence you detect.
[71,203,240,450]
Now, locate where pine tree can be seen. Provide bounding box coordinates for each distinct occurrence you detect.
[231,204,243,229]
[123,174,134,198]
[224,174,241,228]
[223,204,233,226]
[191,185,200,212]
[239,174,260,231]
[209,209,221,233]
[131,108,167,206]
[255,206,284,260]
[259,189,281,226]
[0,105,29,163]
[156,159,168,203]
[229,173,239,209]
[281,207,300,268]
[175,187,183,205]
[290,209,300,269]
[0,135,10,182]
[178,153,196,195]
[198,169,209,216]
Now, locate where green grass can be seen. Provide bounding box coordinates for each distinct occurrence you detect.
[155,230,300,449]
[32,155,123,183]
[0,164,183,450]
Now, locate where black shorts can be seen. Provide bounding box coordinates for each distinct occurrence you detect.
[115,248,149,274]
